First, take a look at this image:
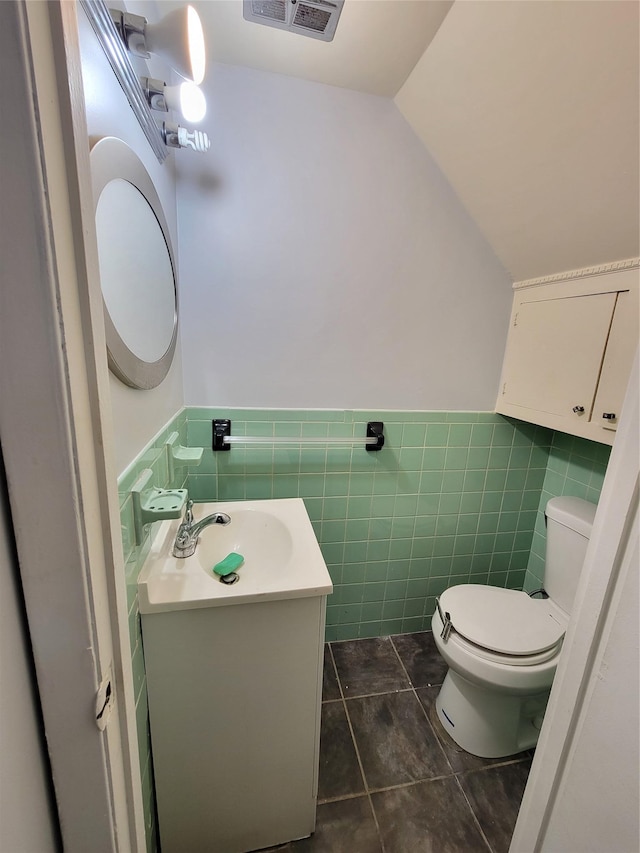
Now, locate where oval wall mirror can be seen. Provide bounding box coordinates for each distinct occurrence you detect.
[90,136,177,389]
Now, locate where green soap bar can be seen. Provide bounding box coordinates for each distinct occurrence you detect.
[213,553,244,576]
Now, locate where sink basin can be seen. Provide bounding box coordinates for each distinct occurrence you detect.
[137,498,332,613]
[195,508,292,575]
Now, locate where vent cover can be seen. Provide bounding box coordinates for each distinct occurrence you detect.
[243,0,344,42]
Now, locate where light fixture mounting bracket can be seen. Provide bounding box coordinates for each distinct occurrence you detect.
[80,0,168,162]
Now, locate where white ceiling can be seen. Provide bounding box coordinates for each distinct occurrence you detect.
[191,0,453,97]
[178,0,639,283]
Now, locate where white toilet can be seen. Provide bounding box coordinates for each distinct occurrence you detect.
[431,496,596,758]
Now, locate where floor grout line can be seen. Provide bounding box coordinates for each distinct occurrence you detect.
[454,754,534,774]
[338,686,415,701]
[387,638,495,853]
[328,641,388,853]
[318,771,460,804]
[452,772,496,853]
[388,635,455,775]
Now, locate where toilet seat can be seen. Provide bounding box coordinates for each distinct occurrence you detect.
[438,584,566,665]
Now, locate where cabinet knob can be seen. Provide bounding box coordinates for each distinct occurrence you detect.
[602,413,616,420]
[572,405,585,414]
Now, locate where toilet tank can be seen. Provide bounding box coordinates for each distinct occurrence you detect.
[544,496,597,615]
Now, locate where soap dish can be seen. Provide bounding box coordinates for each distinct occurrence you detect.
[166,431,203,480]
[131,468,187,544]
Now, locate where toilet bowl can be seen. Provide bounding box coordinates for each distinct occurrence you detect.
[431,496,596,758]
[431,585,565,757]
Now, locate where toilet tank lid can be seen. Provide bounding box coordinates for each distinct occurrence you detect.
[545,496,597,538]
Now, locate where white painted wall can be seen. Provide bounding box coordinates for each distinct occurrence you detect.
[177,64,512,410]
[395,1,640,282]
[0,465,59,853]
[78,3,184,474]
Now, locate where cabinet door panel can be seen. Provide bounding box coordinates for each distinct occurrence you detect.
[502,293,616,418]
[592,289,639,431]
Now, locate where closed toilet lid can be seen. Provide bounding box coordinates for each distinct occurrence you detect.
[439,585,565,656]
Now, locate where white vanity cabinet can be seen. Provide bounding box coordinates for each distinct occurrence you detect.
[496,264,639,444]
[138,499,333,853]
[142,597,327,853]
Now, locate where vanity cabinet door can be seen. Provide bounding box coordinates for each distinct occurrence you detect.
[500,291,616,420]
[591,288,639,432]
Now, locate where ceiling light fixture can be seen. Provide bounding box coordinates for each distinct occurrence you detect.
[111,4,206,84]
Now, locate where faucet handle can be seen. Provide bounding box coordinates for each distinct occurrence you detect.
[184,499,194,525]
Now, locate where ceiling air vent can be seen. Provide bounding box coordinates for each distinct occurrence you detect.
[243,0,345,42]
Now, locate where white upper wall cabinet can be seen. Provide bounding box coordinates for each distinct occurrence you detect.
[496,262,639,444]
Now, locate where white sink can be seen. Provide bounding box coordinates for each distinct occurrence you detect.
[196,507,293,575]
[137,498,332,613]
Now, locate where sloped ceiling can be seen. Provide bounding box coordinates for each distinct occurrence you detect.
[183,0,639,283]
[395,0,640,282]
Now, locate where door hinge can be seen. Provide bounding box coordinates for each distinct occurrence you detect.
[502,382,507,395]
[95,666,115,731]
[513,312,519,327]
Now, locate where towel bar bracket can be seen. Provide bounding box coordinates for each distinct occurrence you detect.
[366,421,385,451]
[213,419,231,451]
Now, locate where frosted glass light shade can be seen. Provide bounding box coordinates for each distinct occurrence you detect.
[144,5,206,84]
[164,82,207,123]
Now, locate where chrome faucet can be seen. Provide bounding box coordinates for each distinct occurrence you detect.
[173,500,231,558]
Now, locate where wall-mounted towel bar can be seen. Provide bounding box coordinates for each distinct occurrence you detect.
[212,419,384,451]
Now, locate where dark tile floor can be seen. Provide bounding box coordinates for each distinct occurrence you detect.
[264,631,532,853]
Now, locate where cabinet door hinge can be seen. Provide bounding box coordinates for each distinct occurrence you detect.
[502,382,507,395]
[513,312,519,327]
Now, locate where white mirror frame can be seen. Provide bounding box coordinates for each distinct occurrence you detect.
[91,136,178,390]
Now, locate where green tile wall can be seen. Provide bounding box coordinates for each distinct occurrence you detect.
[523,432,611,592]
[184,408,553,640]
[117,408,187,853]
[116,405,611,853]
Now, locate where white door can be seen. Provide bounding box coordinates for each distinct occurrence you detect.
[0,3,144,850]
[591,288,640,431]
